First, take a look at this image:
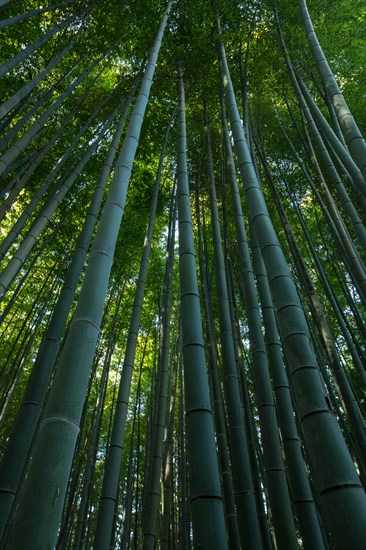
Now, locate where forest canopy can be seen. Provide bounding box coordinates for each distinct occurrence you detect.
[0,0,365,548]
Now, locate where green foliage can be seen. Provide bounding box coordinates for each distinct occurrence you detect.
[0,0,365,547]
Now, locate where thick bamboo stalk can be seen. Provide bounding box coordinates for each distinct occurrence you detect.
[5,8,171,546]
[176,67,228,550]
[94,103,173,550]
[0,90,134,542]
[204,100,265,549]
[218,28,366,549]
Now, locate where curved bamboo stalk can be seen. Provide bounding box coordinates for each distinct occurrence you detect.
[273,9,366,305]
[298,0,366,181]
[292,85,366,249]
[0,31,81,121]
[0,69,127,253]
[297,77,366,200]
[0,59,82,156]
[0,66,119,221]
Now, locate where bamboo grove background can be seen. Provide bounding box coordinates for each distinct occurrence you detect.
[0,0,365,548]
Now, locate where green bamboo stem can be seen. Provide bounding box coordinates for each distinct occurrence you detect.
[220,85,298,549]
[0,60,82,155]
[298,0,366,181]
[293,83,366,250]
[0,52,107,178]
[5,7,170,546]
[259,148,366,469]
[176,67,228,550]
[273,9,366,305]
[297,76,366,202]
[0,30,80,120]
[0,70,119,222]
[0,89,134,542]
[0,12,79,78]
[0,121,109,299]
[218,26,366,549]
[196,176,241,550]
[204,100,265,549]
[0,1,74,30]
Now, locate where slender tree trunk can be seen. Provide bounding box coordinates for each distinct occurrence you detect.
[297,77,366,202]
[160,343,178,549]
[119,352,144,550]
[294,84,366,248]
[0,9,86,79]
[177,344,190,550]
[274,10,366,305]
[0,119,109,298]
[72,312,119,550]
[0,58,83,155]
[0,66,118,222]
[258,145,366,472]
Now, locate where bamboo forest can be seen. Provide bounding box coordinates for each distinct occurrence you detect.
[0,0,365,548]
